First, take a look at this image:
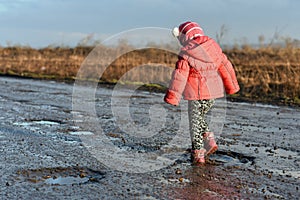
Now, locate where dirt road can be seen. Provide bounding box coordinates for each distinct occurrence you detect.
[0,77,299,199]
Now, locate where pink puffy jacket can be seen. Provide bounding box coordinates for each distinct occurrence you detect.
[164,37,240,106]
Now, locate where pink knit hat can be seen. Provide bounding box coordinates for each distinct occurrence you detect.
[172,21,204,45]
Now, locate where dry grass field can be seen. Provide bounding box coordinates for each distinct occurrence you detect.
[0,44,299,106]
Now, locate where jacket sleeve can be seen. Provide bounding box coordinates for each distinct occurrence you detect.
[164,58,190,106]
[218,53,240,95]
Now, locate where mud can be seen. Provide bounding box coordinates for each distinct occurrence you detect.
[0,76,299,199]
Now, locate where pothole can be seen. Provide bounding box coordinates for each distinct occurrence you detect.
[207,150,256,166]
[13,120,61,127]
[13,166,105,185]
[175,149,256,167]
[44,176,90,185]
[68,131,94,136]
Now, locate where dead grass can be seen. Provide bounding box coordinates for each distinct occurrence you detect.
[225,47,300,105]
[0,45,299,106]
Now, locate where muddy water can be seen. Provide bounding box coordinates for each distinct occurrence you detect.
[0,77,299,199]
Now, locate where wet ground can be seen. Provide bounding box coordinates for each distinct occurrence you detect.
[0,76,299,200]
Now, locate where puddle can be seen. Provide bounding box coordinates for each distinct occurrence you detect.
[34,121,60,125]
[13,122,33,126]
[13,120,60,127]
[210,154,241,164]
[12,120,62,132]
[68,131,94,135]
[44,176,90,185]
[14,166,105,185]
[208,150,255,167]
[173,149,256,168]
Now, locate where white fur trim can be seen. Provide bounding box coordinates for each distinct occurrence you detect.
[172,27,179,37]
[190,34,203,40]
[186,27,203,35]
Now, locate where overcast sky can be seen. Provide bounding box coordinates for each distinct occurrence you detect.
[0,0,299,47]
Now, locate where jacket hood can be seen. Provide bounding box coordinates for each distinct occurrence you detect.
[180,36,213,63]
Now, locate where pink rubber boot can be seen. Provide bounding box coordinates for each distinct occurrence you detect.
[203,132,218,156]
[192,149,206,165]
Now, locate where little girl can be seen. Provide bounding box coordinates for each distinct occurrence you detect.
[164,21,240,164]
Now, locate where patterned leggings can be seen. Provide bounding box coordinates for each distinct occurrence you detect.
[188,99,215,150]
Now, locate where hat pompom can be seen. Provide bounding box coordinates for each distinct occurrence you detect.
[172,27,179,37]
